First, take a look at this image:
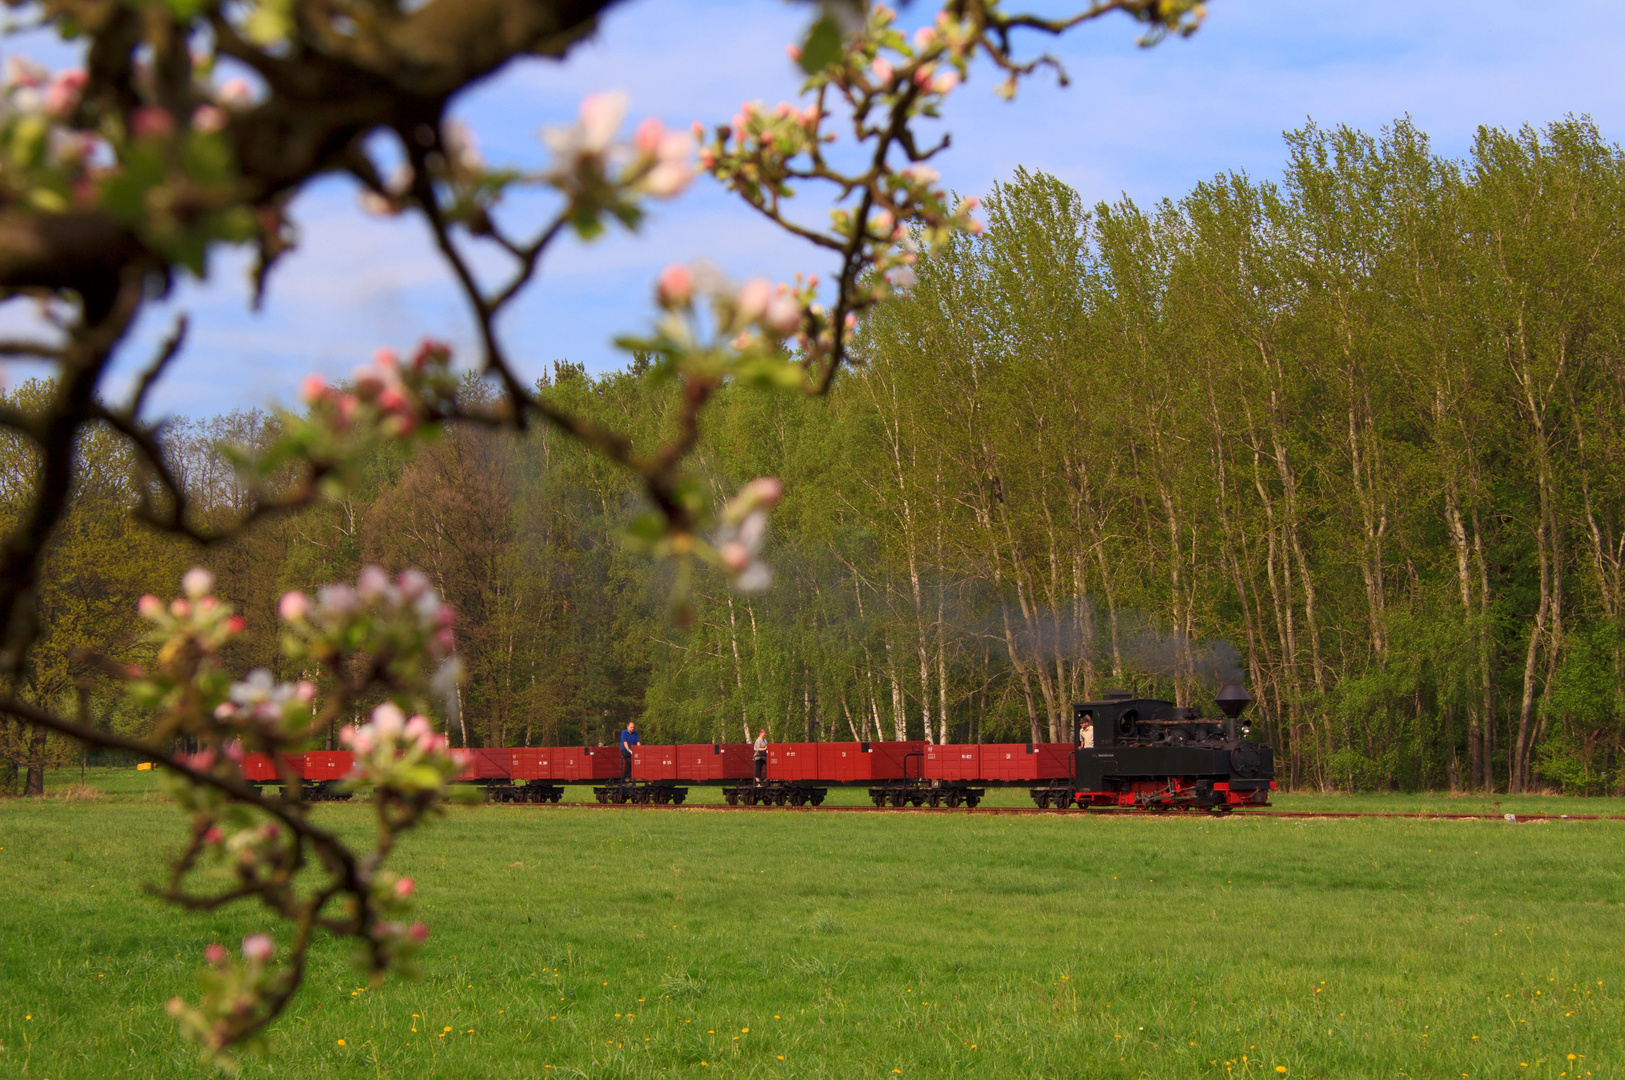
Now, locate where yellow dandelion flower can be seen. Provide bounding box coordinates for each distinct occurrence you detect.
[778,1056,785,1061]
[742,1027,749,1033]
[1277,1069,1287,1075]
[337,1039,346,1046]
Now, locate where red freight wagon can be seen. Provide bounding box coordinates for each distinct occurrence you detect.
[631,744,678,781]
[768,742,820,781]
[925,744,981,782]
[554,747,621,782]
[674,744,713,781]
[240,752,290,783]
[1034,743,1072,780]
[495,748,550,781]
[816,742,865,783]
[980,743,1043,781]
[715,743,754,780]
[302,751,354,781]
[458,749,510,782]
[865,741,926,780]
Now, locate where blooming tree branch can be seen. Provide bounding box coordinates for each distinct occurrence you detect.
[0,0,1210,1063]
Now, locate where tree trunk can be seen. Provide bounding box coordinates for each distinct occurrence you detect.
[24,722,46,796]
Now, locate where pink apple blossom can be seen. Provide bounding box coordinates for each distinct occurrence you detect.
[278,590,310,621]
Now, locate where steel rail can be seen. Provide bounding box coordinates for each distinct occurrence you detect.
[503,802,1625,822]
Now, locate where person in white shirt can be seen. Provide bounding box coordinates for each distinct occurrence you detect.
[753,729,768,783]
[1078,719,1094,749]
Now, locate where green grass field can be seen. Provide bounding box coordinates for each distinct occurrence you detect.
[2,771,1623,1079]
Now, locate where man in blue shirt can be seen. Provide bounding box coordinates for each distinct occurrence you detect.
[619,721,640,782]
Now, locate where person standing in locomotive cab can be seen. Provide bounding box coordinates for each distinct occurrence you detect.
[753,729,769,783]
[619,721,640,782]
[1078,718,1094,749]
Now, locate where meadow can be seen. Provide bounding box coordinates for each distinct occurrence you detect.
[1,772,1623,1079]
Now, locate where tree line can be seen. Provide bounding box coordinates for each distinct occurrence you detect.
[5,115,1623,796]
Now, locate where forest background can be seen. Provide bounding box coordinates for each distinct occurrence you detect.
[5,115,1623,798]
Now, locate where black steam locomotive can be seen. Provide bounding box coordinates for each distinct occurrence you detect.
[1030,684,1275,810]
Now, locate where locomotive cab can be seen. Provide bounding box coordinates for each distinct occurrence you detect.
[1068,685,1274,809]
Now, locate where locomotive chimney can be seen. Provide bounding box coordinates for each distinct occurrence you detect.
[1215,683,1252,741]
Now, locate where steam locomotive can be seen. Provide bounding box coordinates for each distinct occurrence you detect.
[244,685,1273,811]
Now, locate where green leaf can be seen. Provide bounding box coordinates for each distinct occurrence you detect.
[799,16,842,74]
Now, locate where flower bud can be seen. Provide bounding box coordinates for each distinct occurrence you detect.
[205,943,228,965]
[656,263,695,309]
[409,922,429,942]
[397,569,431,600]
[394,877,416,898]
[130,106,175,140]
[740,476,785,509]
[372,702,406,739]
[735,278,773,324]
[634,116,664,155]
[763,294,801,337]
[871,57,894,83]
[718,541,751,572]
[241,933,275,962]
[357,565,391,601]
[182,567,215,599]
[278,590,310,621]
[137,594,162,619]
[300,374,329,404]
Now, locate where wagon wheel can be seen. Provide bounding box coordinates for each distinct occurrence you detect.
[888,791,907,808]
[964,795,981,809]
[926,792,941,808]
[871,793,886,807]
[945,790,963,809]
[789,790,807,807]
[672,790,688,804]
[1034,791,1051,809]
[810,792,826,806]
[744,789,759,806]
[775,790,791,806]
[725,790,739,805]
[550,793,562,803]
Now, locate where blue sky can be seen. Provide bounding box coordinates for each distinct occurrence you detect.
[18,0,1625,416]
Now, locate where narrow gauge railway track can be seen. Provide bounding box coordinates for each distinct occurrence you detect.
[509,802,1625,822]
